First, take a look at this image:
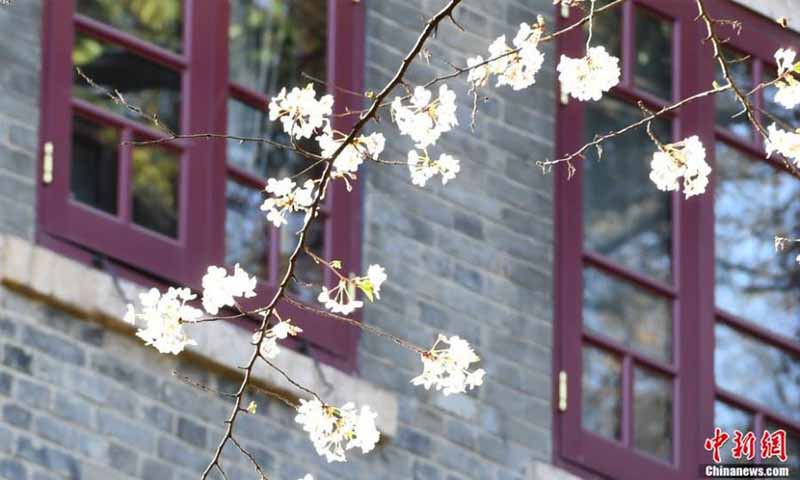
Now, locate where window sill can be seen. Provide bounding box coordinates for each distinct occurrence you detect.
[0,234,398,437]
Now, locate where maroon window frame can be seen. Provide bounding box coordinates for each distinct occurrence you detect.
[37,1,366,372]
[554,1,800,478]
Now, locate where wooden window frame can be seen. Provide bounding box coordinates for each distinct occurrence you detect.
[37,0,366,372]
[554,0,800,478]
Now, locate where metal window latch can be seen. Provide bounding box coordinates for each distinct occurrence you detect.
[558,371,568,412]
[42,141,54,184]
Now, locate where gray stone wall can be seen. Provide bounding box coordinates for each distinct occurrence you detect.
[0,0,557,479]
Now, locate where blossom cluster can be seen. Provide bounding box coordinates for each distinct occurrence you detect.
[295,399,380,463]
[124,288,202,355]
[766,123,800,166]
[252,315,303,359]
[468,22,545,91]
[407,150,460,187]
[649,136,711,198]
[318,264,387,315]
[774,48,800,109]
[260,178,316,228]
[268,83,333,140]
[391,85,458,149]
[319,131,386,185]
[412,335,485,396]
[201,263,257,315]
[557,46,621,101]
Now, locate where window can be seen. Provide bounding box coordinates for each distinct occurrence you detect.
[38,0,365,371]
[556,0,800,478]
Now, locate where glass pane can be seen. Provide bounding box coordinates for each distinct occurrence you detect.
[225,180,270,280]
[714,401,754,464]
[715,48,753,139]
[715,142,800,342]
[582,345,622,440]
[76,0,183,52]
[634,8,672,99]
[72,32,181,131]
[229,0,326,94]
[586,0,621,60]
[583,267,672,362]
[764,66,800,128]
[765,422,800,470]
[281,212,325,302]
[131,144,180,237]
[583,97,672,282]
[70,115,119,214]
[715,323,800,423]
[226,99,322,180]
[634,366,672,460]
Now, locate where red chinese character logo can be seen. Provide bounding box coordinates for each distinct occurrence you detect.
[760,429,788,462]
[731,430,756,460]
[705,427,730,463]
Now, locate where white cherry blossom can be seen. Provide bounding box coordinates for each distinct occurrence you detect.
[773,48,800,109]
[391,85,458,149]
[649,135,711,198]
[268,83,333,140]
[125,287,202,355]
[557,46,620,101]
[317,264,388,314]
[252,316,302,359]
[766,123,800,166]
[201,264,257,315]
[411,335,486,396]
[294,399,380,462]
[407,150,461,187]
[260,178,317,228]
[318,131,386,184]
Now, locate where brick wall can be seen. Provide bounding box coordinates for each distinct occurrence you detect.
[0,0,558,479]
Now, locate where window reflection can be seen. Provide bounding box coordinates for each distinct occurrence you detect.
[715,323,800,423]
[229,0,326,95]
[70,115,119,214]
[714,401,754,464]
[76,0,183,52]
[582,345,622,440]
[634,8,672,99]
[634,366,672,461]
[715,48,753,139]
[73,32,182,131]
[225,180,270,279]
[583,97,672,282]
[715,142,800,341]
[583,267,672,362]
[131,144,180,238]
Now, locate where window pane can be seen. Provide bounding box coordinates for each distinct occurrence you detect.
[131,144,180,237]
[586,0,621,59]
[764,66,800,128]
[634,366,672,461]
[583,97,672,282]
[715,142,800,341]
[225,180,269,280]
[281,212,325,303]
[714,401,754,464]
[583,267,672,362]
[715,323,800,423]
[229,0,326,94]
[634,8,672,99]
[73,32,181,131]
[70,115,119,214]
[76,0,183,52]
[582,345,622,440]
[715,49,753,139]
[765,422,800,470]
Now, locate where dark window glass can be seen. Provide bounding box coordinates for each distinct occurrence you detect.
[76,0,183,52]
[634,8,672,99]
[587,0,621,60]
[225,180,270,280]
[72,32,182,131]
[584,267,672,362]
[229,0,326,94]
[582,345,622,440]
[715,142,800,341]
[70,115,119,214]
[583,97,672,282]
[715,323,800,423]
[282,212,325,302]
[765,422,800,470]
[714,401,754,464]
[131,144,180,237]
[715,49,753,139]
[634,366,672,461]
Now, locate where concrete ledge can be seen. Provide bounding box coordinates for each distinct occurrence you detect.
[527,462,581,480]
[0,234,399,436]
